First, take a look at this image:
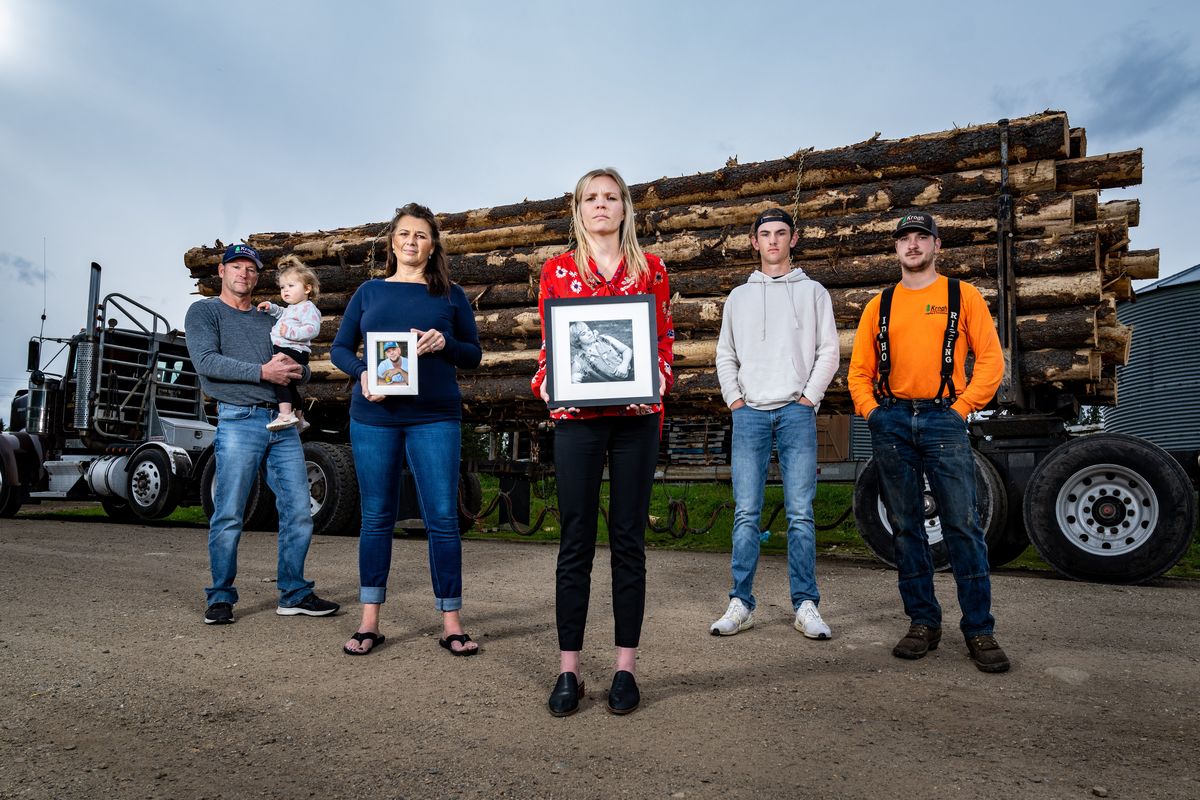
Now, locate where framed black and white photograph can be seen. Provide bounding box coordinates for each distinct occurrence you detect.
[365,331,419,396]
[544,294,660,407]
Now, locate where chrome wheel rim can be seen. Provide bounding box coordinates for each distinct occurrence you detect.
[1054,463,1157,557]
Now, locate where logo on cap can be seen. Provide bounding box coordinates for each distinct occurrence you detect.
[894,213,938,238]
[221,243,263,268]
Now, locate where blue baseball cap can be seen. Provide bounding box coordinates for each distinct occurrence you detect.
[383,341,400,349]
[221,243,263,269]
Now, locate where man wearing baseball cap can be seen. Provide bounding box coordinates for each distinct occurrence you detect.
[710,208,840,639]
[847,213,1009,672]
[376,341,409,385]
[185,243,340,625]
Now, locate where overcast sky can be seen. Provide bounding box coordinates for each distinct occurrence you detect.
[2,0,1198,418]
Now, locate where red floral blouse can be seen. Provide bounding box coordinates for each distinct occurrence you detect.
[530,250,675,420]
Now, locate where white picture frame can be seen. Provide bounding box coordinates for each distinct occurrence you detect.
[365,331,419,396]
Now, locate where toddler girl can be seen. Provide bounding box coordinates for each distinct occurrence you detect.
[258,255,321,431]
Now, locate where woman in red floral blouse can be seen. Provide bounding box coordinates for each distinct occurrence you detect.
[531,167,674,717]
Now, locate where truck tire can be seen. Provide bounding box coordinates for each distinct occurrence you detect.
[854,451,1006,571]
[987,507,1032,568]
[100,497,141,524]
[303,441,360,536]
[459,471,482,534]
[199,456,277,531]
[126,449,180,520]
[1022,433,1196,584]
[975,455,1024,568]
[0,475,23,518]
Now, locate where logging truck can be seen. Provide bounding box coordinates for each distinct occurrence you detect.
[4,112,1197,583]
[2,261,1195,585]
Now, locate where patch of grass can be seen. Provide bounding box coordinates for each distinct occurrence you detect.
[16,503,208,527]
[18,480,1198,580]
[467,475,1200,580]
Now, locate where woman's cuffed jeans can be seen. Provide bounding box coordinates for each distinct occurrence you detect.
[350,419,463,611]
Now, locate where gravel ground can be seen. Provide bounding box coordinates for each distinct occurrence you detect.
[1,516,1197,800]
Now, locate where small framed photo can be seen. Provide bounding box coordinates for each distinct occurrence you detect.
[544,294,660,407]
[365,332,419,395]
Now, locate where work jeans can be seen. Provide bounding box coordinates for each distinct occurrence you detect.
[554,414,660,651]
[868,400,994,636]
[728,402,820,611]
[350,420,463,611]
[207,403,314,607]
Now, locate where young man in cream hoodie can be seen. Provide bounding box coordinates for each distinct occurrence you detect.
[710,209,840,638]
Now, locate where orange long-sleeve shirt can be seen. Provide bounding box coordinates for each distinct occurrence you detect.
[848,275,1004,419]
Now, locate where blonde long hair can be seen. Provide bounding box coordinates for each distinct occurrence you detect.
[570,167,648,286]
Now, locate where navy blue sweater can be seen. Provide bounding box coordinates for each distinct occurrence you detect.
[330,280,482,426]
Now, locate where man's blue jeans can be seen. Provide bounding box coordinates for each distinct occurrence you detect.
[729,401,820,611]
[868,400,994,636]
[350,420,463,611]
[208,403,314,607]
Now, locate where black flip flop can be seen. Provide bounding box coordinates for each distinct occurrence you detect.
[438,633,479,657]
[343,631,385,656]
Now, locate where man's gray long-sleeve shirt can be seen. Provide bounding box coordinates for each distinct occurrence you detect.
[185,297,277,406]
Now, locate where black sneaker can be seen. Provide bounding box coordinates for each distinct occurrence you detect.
[276,593,340,617]
[204,602,235,625]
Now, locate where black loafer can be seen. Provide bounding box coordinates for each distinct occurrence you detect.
[548,672,584,717]
[605,670,640,715]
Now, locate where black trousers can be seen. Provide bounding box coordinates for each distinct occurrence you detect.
[272,345,309,408]
[553,414,660,650]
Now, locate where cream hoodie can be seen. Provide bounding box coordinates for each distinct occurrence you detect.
[715,267,840,410]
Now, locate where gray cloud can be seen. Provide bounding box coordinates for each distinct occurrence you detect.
[0,253,45,285]
[1087,37,1200,137]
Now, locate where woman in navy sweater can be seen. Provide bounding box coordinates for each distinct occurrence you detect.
[331,203,483,656]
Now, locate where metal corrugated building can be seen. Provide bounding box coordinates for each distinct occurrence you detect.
[1104,264,1200,449]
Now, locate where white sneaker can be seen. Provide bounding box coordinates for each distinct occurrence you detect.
[266,413,300,431]
[709,597,754,636]
[297,417,311,433]
[794,600,831,640]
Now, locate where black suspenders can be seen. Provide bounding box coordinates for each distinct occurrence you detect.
[873,278,961,403]
[873,286,896,401]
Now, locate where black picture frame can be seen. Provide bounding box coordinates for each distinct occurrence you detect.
[544,294,660,408]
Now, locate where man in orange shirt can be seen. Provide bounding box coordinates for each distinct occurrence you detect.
[848,213,1010,673]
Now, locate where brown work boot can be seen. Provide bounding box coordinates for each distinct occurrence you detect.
[892,624,941,659]
[965,634,1011,673]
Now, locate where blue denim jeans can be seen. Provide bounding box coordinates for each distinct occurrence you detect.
[868,400,994,636]
[350,420,463,611]
[208,402,314,607]
[729,402,820,611]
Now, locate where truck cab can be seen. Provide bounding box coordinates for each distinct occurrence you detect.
[0,263,215,521]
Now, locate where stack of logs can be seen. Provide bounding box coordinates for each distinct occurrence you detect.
[185,110,1151,422]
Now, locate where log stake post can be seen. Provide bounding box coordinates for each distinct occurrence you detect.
[995,119,1026,408]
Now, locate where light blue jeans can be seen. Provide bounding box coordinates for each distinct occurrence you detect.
[207,402,314,607]
[728,401,819,611]
[350,420,463,611]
